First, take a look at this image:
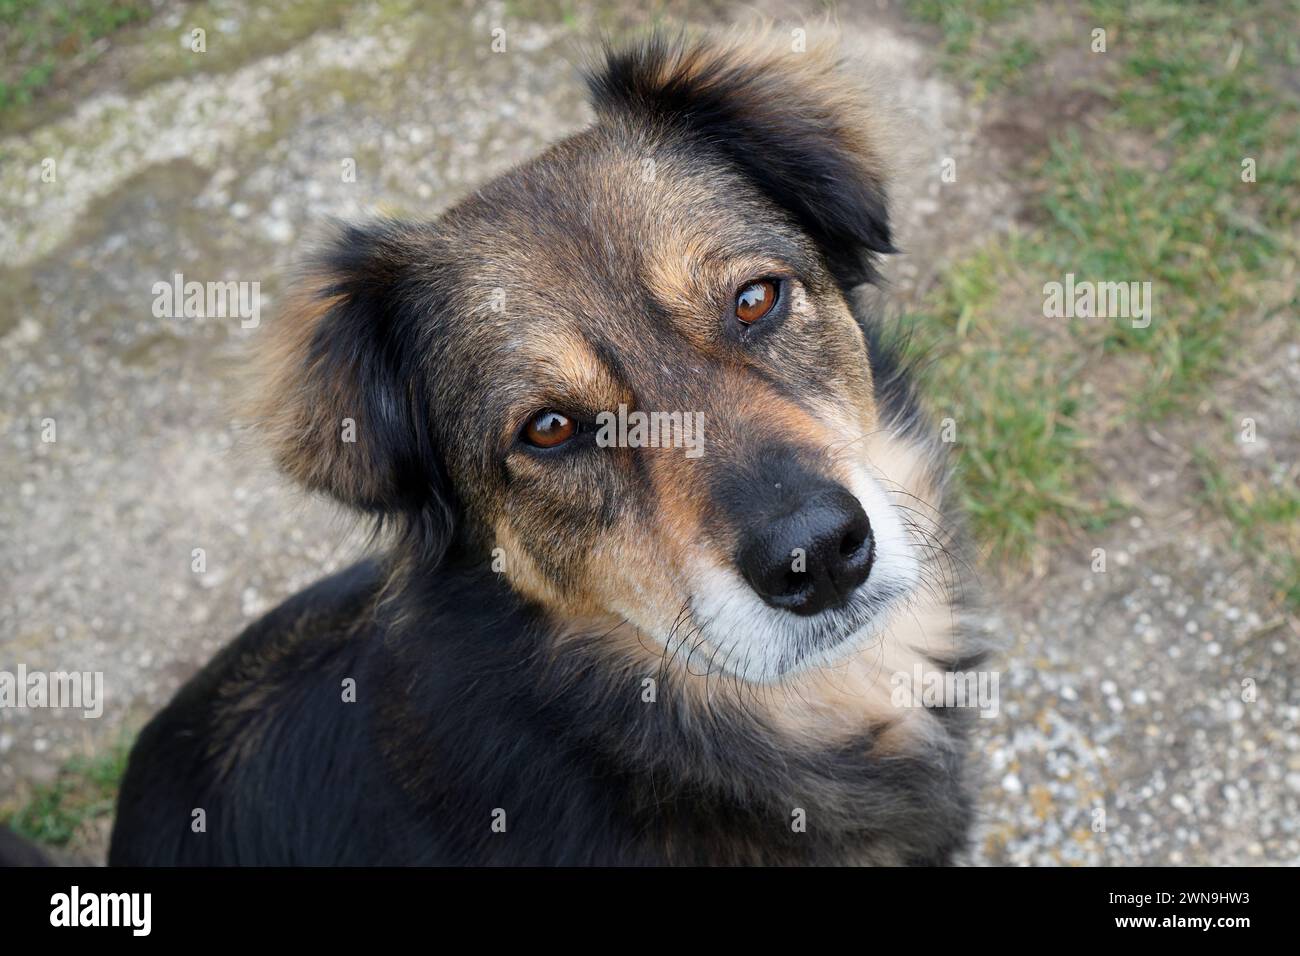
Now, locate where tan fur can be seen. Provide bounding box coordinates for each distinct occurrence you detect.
[257,28,952,754]
[542,426,956,752]
[621,26,895,190]
[249,282,384,507]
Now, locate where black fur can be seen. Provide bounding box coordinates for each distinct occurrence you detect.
[0,827,52,867]
[588,33,895,289]
[298,221,458,547]
[109,34,981,867]
[110,300,981,865]
[112,559,976,866]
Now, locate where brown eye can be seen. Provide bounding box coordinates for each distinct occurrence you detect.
[522,410,576,448]
[735,279,778,324]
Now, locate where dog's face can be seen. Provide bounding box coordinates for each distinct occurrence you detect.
[259,35,924,683]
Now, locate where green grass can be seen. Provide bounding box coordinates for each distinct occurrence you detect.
[900,0,1300,562]
[907,0,1043,98]
[902,243,1099,560]
[0,738,132,848]
[0,0,152,124]
[1039,0,1298,415]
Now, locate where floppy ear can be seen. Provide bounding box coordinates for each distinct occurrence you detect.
[588,30,895,288]
[254,221,455,541]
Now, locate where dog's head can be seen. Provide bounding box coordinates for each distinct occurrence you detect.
[258,32,933,684]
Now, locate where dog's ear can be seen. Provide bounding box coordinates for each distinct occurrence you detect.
[253,221,455,545]
[588,30,895,288]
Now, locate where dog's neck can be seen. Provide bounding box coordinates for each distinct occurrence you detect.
[372,560,977,864]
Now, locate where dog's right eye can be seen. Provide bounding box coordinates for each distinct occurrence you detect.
[521,411,576,449]
[735,279,780,325]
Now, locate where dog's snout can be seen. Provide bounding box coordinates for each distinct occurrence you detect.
[737,487,874,615]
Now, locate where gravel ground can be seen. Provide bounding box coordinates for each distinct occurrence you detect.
[1,0,1296,864]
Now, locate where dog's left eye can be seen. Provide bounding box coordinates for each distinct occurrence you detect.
[735,279,778,325]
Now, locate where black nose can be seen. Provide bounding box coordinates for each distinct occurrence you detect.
[736,487,874,615]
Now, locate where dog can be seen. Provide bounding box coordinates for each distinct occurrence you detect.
[109,30,984,866]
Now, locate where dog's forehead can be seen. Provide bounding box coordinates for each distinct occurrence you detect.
[435,131,813,359]
[450,136,764,289]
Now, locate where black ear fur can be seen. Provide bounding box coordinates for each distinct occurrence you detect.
[256,221,456,559]
[587,31,895,289]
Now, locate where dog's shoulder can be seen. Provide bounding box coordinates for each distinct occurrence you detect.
[110,560,395,864]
